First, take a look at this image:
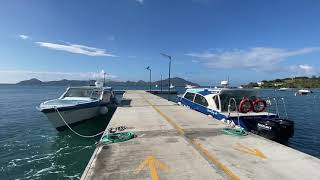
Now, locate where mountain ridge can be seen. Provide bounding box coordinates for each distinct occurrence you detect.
[16,77,200,87]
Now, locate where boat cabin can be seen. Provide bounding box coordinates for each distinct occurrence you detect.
[60,86,113,102]
[179,88,259,113]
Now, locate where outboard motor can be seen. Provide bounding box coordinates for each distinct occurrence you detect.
[256,118,294,142]
[239,115,294,142]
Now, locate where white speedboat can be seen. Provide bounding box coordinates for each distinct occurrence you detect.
[170,84,175,89]
[278,88,291,91]
[39,82,115,131]
[296,89,313,95]
[185,84,196,89]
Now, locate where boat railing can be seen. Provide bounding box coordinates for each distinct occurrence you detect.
[266,97,288,119]
[227,98,240,126]
[226,96,288,119]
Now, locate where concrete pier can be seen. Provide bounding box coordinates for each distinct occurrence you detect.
[81,90,320,180]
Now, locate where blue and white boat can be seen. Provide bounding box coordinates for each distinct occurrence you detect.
[178,82,294,142]
[39,82,115,131]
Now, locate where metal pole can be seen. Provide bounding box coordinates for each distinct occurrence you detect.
[168,57,171,99]
[149,69,152,91]
[160,53,172,100]
[103,72,106,86]
[160,74,163,92]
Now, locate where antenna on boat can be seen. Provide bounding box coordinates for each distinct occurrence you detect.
[101,69,106,87]
[103,72,106,87]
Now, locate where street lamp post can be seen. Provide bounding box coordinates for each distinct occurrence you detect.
[146,66,152,91]
[160,74,163,92]
[160,53,172,100]
[103,72,106,86]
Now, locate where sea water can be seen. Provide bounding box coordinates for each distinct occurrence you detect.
[0,85,319,179]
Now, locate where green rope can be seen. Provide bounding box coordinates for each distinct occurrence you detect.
[101,132,135,144]
[223,127,248,136]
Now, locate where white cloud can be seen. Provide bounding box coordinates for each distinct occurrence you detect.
[0,70,117,83]
[135,0,144,4]
[36,42,116,57]
[19,34,29,40]
[186,47,320,71]
[289,64,316,76]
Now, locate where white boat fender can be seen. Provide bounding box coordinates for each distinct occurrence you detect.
[99,106,109,115]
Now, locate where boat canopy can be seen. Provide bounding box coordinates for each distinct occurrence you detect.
[62,87,103,100]
[219,90,258,111]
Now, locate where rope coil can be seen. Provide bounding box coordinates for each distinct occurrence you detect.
[223,127,248,136]
[101,132,135,144]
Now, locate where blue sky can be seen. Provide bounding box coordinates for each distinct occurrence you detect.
[1,0,320,85]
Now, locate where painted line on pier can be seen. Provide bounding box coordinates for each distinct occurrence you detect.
[143,94,239,180]
[235,143,267,159]
[134,155,170,180]
[192,139,240,180]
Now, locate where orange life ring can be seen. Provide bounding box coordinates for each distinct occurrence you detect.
[239,98,253,113]
[253,99,267,112]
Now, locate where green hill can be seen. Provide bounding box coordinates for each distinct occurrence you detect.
[16,77,199,87]
[245,76,320,88]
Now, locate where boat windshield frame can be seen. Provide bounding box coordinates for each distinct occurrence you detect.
[61,87,103,100]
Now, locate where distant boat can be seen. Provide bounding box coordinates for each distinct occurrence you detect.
[279,88,291,91]
[170,84,175,89]
[238,86,244,89]
[295,89,313,96]
[155,84,158,87]
[185,84,196,89]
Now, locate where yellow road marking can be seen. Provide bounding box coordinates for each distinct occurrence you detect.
[142,94,240,180]
[192,140,240,180]
[143,96,185,135]
[134,156,170,180]
[235,143,267,159]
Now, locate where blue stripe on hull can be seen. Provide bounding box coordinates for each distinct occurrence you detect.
[179,97,277,131]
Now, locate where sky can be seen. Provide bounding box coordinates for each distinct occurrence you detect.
[1,0,320,85]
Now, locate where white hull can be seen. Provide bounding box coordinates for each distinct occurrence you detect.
[44,106,101,130]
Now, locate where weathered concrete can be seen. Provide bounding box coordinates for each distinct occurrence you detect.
[82,90,320,180]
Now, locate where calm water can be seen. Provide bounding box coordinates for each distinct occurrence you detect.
[0,85,320,179]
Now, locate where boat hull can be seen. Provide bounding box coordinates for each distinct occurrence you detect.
[43,106,101,131]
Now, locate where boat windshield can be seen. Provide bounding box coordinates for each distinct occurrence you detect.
[219,90,258,112]
[63,88,102,99]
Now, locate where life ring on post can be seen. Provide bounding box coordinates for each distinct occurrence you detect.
[253,99,267,112]
[239,99,253,113]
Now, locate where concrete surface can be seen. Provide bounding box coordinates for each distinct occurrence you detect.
[81,90,320,180]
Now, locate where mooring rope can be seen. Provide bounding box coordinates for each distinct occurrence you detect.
[54,107,105,138]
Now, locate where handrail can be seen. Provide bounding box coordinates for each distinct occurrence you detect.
[273,98,279,117]
[228,98,240,128]
[281,98,288,119]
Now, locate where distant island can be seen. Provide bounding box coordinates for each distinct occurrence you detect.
[245,76,320,88]
[16,77,200,87]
